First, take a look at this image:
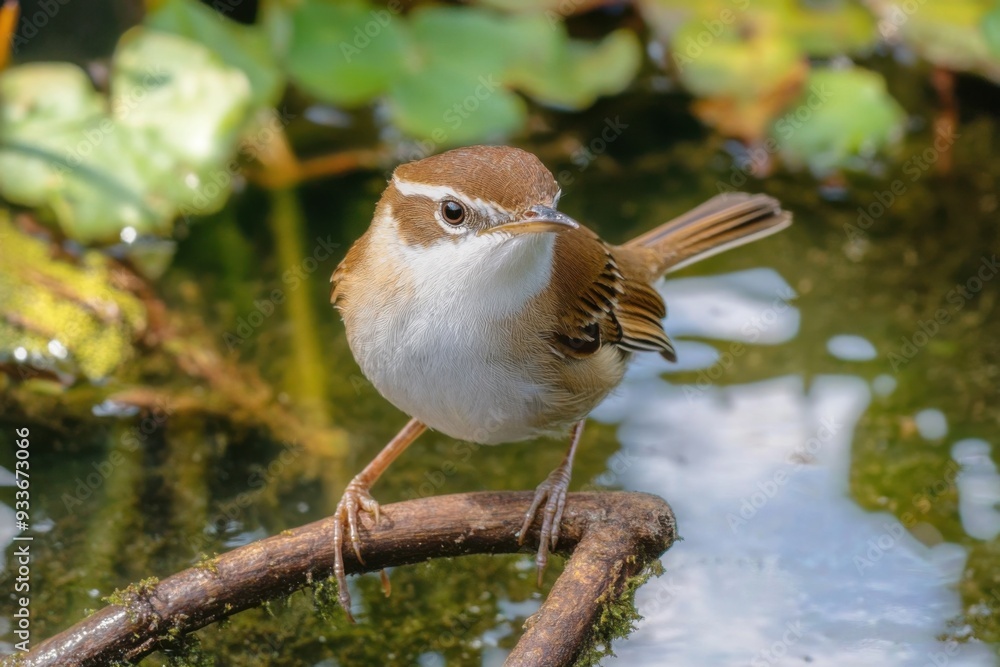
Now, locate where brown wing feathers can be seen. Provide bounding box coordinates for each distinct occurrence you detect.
[547,228,676,361]
[613,278,675,361]
[545,234,624,359]
[547,192,789,364]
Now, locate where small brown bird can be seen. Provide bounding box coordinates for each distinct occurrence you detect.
[330,145,791,620]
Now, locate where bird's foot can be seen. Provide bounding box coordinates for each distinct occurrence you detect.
[332,478,382,623]
[518,463,572,587]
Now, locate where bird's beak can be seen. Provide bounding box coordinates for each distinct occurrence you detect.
[480,205,579,237]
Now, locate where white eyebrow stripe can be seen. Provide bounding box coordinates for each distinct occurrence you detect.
[393,176,511,218]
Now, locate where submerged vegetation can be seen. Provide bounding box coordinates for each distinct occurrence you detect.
[1,0,999,663]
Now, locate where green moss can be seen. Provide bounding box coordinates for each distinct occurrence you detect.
[574,558,664,667]
[194,554,220,575]
[162,634,214,667]
[311,575,344,623]
[956,538,1000,643]
[103,576,161,623]
[0,214,146,382]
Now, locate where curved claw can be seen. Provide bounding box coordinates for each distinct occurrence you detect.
[332,509,355,623]
[518,492,547,546]
[332,479,382,623]
[518,466,572,587]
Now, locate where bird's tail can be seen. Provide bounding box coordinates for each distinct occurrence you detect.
[624,193,792,279]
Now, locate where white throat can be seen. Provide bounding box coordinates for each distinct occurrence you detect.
[389,218,556,318]
[348,212,558,443]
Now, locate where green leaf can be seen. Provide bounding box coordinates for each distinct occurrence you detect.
[507,24,642,109]
[771,67,906,176]
[408,6,514,77]
[672,18,802,99]
[145,0,284,107]
[786,2,877,57]
[283,0,405,106]
[0,63,165,240]
[981,2,1000,57]
[0,30,256,242]
[388,69,525,146]
[563,29,643,105]
[113,28,254,170]
[892,0,1000,80]
[281,2,638,142]
[0,64,105,204]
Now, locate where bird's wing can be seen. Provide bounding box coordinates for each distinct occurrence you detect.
[546,227,675,361]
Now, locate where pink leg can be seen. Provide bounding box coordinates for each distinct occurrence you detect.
[518,421,584,586]
[332,418,426,622]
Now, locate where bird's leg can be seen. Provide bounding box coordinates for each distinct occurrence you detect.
[333,418,426,622]
[518,420,585,586]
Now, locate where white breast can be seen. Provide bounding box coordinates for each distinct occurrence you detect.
[345,219,557,444]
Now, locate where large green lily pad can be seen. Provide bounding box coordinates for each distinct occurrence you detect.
[282,0,407,107]
[0,30,255,243]
[280,2,642,144]
[145,0,284,107]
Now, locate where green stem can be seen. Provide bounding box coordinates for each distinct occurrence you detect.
[268,188,329,420]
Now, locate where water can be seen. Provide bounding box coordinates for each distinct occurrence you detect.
[600,276,989,665]
[2,90,999,665]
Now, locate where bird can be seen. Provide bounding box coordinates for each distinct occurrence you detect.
[329,144,791,620]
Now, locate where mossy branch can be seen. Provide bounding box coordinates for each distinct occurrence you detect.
[21,491,676,667]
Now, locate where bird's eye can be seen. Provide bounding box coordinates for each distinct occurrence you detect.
[440,200,466,225]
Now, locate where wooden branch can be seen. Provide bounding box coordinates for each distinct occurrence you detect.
[22,491,676,667]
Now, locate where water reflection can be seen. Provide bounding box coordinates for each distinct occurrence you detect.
[953,440,1000,542]
[589,269,994,666]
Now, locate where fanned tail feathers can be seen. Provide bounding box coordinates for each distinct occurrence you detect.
[625,193,792,280]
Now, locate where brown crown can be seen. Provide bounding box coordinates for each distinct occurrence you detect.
[393,145,560,212]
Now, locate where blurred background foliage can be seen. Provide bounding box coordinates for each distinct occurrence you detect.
[0,0,997,248]
[2,0,1000,664]
[1,0,998,387]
